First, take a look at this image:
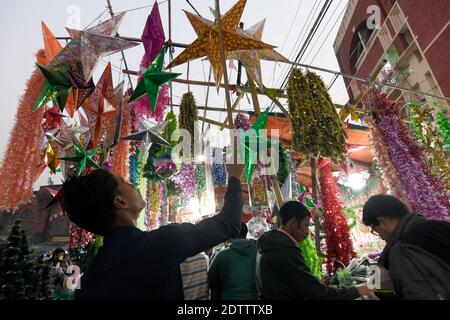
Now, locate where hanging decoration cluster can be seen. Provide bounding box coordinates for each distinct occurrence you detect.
[212,148,227,185]
[287,69,347,162]
[407,102,450,190]
[178,92,199,158]
[145,181,160,231]
[0,53,46,211]
[111,92,132,180]
[369,91,449,221]
[172,162,196,203]
[299,235,323,280]
[319,161,355,275]
[436,111,450,151]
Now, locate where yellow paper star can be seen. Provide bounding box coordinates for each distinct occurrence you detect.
[166,0,275,88]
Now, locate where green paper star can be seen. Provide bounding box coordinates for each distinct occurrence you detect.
[59,139,100,176]
[129,48,181,113]
[239,108,278,184]
[34,64,72,112]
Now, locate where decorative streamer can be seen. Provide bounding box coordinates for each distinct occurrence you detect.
[111,92,132,181]
[408,102,450,190]
[299,235,322,279]
[436,111,449,151]
[178,92,199,158]
[145,181,160,231]
[367,118,410,206]
[172,162,196,203]
[319,161,355,275]
[195,164,206,198]
[370,92,449,221]
[287,69,347,162]
[212,148,227,185]
[129,146,142,188]
[0,50,46,211]
[158,183,168,226]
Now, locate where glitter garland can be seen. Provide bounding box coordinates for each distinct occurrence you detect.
[287,69,347,162]
[178,92,199,158]
[171,162,196,204]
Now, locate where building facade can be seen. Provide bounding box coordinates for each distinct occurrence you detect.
[334,0,449,107]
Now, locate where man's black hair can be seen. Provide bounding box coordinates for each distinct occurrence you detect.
[238,222,248,239]
[279,201,310,226]
[363,194,409,226]
[61,169,119,236]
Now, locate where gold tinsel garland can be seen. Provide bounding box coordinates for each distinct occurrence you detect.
[408,102,450,190]
[287,68,347,162]
[178,91,199,158]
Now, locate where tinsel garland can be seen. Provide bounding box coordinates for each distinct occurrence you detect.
[299,235,323,279]
[195,164,206,198]
[145,182,160,231]
[0,51,46,210]
[69,224,94,250]
[277,144,289,185]
[129,146,142,188]
[367,118,410,205]
[319,161,355,275]
[287,69,347,162]
[233,113,251,130]
[408,102,450,190]
[111,91,132,181]
[212,148,227,185]
[370,92,449,220]
[437,111,450,151]
[171,162,196,203]
[178,92,199,158]
[158,183,168,226]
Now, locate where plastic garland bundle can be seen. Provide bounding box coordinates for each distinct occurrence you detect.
[436,111,449,151]
[287,68,347,162]
[171,162,196,204]
[212,148,227,185]
[178,92,199,158]
[299,235,323,279]
[195,164,206,198]
[370,91,449,220]
[407,102,450,189]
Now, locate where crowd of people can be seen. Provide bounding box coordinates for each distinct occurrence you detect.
[59,161,450,300]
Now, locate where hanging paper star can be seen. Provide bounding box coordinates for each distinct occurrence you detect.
[239,108,277,184]
[68,70,95,109]
[83,63,118,147]
[38,21,63,66]
[129,48,181,113]
[45,122,90,151]
[122,120,172,157]
[44,186,64,211]
[142,1,166,64]
[48,13,139,81]
[166,0,275,88]
[226,19,289,88]
[42,106,66,131]
[104,81,125,148]
[34,64,72,111]
[59,139,100,176]
[44,142,60,174]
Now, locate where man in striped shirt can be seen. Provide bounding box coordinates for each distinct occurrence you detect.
[180,252,210,300]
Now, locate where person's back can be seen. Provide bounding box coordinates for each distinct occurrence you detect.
[208,229,258,300]
[61,165,244,300]
[363,194,450,300]
[180,252,210,300]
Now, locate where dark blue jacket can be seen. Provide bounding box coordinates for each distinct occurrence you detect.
[75,177,243,300]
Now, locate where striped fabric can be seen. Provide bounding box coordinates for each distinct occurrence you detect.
[180,252,210,300]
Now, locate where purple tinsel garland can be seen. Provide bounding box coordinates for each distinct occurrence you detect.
[377,114,449,221]
[171,162,196,203]
[233,113,251,130]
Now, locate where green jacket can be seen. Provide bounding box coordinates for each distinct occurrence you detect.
[208,239,258,300]
[256,230,359,300]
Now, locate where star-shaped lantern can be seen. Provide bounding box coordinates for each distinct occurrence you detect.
[42,106,66,131]
[34,63,72,112]
[68,70,95,109]
[59,139,100,176]
[122,120,172,157]
[83,63,120,147]
[166,0,275,88]
[129,48,181,113]
[48,13,139,81]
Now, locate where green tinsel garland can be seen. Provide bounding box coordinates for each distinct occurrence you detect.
[299,235,323,279]
[195,164,206,198]
[277,144,289,185]
[179,92,199,158]
[437,111,450,151]
[287,69,347,162]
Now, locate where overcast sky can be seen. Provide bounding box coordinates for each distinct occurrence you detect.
[0,0,350,187]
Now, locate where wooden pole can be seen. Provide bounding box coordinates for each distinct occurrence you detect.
[310,157,321,255]
[214,0,234,128]
[198,116,233,129]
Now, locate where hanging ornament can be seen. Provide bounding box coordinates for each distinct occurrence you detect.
[319,160,355,275]
[154,156,177,179]
[167,0,275,88]
[233,112,251,131]
[287,69,347,162]
[178,92,199,158]
[299,235,322,279]
[44,142,60,174]
[195,164,206,198]
[129,47,181,114]
[436,111,450,152]
[34,63,72,112]
[68,70,95,109]
[171,162,196,203]
[212,148,227,185]
[59,140,100,176]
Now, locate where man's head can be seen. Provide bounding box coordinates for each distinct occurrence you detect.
[363,194,410,241]
[62,169,146,236]
[237,222,248,239]
[279,201,311,242]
